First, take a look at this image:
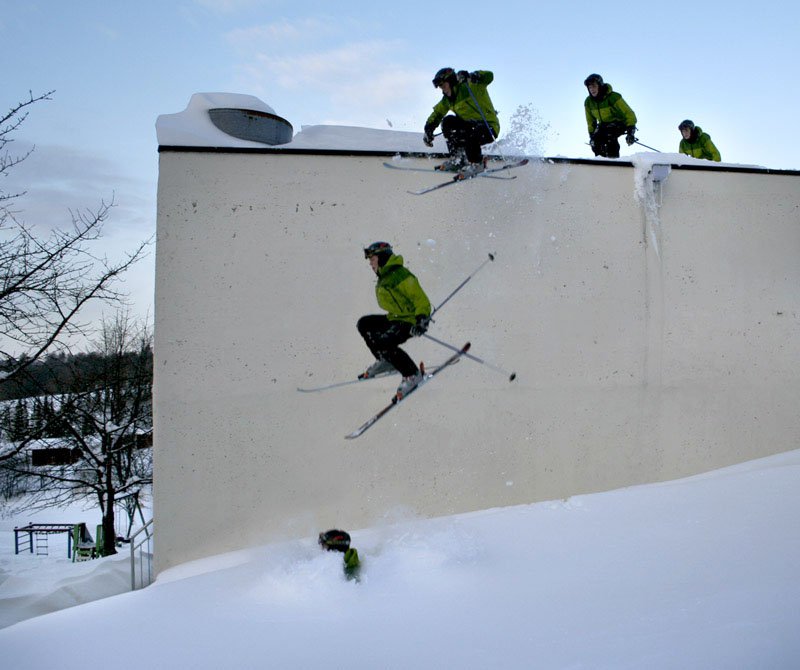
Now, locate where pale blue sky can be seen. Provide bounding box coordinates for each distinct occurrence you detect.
[4,0,798,322]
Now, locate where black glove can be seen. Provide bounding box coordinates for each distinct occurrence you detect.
[423,124,436,147]
[457,70,478,84]
[410,315,430,337]
[625,126,637,146]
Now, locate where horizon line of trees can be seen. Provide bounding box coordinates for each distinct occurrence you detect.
[0,347,153,403]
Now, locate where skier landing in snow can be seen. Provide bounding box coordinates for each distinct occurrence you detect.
[358,242,432,399]
[423,67,500,178]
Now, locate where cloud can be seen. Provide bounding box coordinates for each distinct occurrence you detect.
[257,40,403,89]
[193,0,272,13]
[2,141,153,240]
[232,38,433,130]
[226,17,337,48]
[1,141,155,333]
[92,22,120,41]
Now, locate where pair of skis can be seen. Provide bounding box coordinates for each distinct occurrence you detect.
[383,158,529,195]
[344,343,470,439]
[296,361,453,393]
[297,343,471,439]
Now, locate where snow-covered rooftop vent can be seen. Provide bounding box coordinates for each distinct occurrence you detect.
[156,92,442,153]
[157,93,295,148]
[208,107,292,145]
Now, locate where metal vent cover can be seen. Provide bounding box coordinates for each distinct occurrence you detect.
[208,108,293,145]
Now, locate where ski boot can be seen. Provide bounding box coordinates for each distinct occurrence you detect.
[395,371,423,400]
[456,157,488,180]
[359,358,395,379]
[435,150,467,172]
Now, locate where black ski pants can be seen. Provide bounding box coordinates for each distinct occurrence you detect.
[591,121,626,158]
[357,315,418,377]
[442,115,495,164]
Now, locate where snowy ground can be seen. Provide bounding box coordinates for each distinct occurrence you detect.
[2,450,799,669]
[0,497,144,629]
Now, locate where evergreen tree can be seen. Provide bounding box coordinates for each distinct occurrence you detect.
[11,400,28,441]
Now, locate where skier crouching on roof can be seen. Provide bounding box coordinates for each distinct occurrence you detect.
[423,67,500,178]
[583,73,638,158]
[358,242,432,399]
[678,119,721,162]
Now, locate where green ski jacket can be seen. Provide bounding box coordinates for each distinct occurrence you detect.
[584,84,637,134]
[426,71,500,136]
[343,548,361,581]
[375,255,431,324]
[679,127,721,162]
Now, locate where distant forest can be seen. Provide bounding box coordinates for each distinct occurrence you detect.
[0,349,154,402]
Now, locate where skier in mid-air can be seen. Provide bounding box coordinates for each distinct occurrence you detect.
[358,242,431,399]
[423,67,500,178]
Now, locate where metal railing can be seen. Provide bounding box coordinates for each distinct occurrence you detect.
[129,518,154,590]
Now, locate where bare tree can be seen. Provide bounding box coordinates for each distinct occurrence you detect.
[1,91,149,383]
[0,311,153,555]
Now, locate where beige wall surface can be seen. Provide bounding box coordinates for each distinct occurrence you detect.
[154,151,800,572]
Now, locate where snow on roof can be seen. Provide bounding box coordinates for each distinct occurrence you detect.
[156,93,276,148]
[630,152,762,171]
[157,93,767,169]
[285,125,439,153]
[156,92,441,153]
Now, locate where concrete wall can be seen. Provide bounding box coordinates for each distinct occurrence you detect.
[154,150,800,573]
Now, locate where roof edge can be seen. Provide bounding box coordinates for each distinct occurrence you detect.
[156,146,800,176]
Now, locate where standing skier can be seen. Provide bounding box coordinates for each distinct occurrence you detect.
[423,67,500,177]
[678,119,721,162]
[583,73,638,158]
[358,242,432,399]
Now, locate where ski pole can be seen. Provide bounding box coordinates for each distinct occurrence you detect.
[431,253,495,318]
[465,81,497,141]
[423,332,517,382]
[634,139,661,152]
[584,138,663,153]
[464,79,507,163]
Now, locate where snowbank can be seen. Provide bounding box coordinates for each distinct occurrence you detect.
[0,553,130,629]
[0,498,148,629]
[2,450,799,668]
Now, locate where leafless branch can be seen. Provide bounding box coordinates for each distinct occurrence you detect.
[0,91,150,381]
